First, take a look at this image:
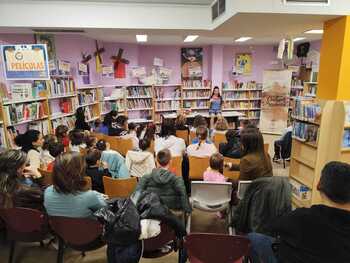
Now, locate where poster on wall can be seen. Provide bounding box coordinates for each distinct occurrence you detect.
[1,44,50,80]
[260,70,292,135]
[35,34,57,71]
[102,65,114,78]
[235,53,252,75]
[58,60,71,75]
[181,47,203,80]
[78,62,88,76]
[131,66,146,79]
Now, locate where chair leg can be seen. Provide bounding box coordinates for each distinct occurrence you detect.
[57,238,65,263]
[283,159,286,169]
[8,240,15,263]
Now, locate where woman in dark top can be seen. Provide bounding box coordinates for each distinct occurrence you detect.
[0,149,43,209]
[219,129,241,159]
[75,107,91,131]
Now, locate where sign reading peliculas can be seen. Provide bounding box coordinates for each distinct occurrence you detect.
[1,44,50,80]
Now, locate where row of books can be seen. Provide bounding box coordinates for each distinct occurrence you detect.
[241,111,261,118]
[223,101,261,109]
[127,87,153,97]
[304,83,317,96]
[343,129,350,148]
[291,78,303,87]
[51,116,76,131]
[102,101,125,113]
[0,126,7,148]
[223,91,261,99]
[4,102,47,125]
[46,79,76,97]
[78,90,98,105]
[59,98,75,114]
[222,81,261,90]
[83,105,97,121]
[155,88,181,99]
[182,80,212,88]
[28,120,50,136]
[183,100,209,108]
[292,99,321,121]
[183,90,211,98]
[293,121,319,143]
[155,101,181,111]
[127,99,152,109]
[9,83,46,101]
[290,89,303,97]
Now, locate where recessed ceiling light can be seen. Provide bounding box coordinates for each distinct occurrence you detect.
[293,37,306,42]
[136,35,147,42]
[184,35,199,42]
[235,37,252,42]
[304,29,324,34]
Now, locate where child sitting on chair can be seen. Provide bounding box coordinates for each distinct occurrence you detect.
[203,153,226,183]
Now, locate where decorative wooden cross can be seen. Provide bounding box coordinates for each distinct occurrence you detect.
[94,40,105,73]
[111,48,129,79]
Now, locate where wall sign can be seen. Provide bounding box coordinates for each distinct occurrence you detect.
[1,44,50,80]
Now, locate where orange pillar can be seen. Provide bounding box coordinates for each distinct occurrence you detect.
[317,16,350,100]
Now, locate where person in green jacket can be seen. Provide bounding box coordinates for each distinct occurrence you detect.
[135,149,191,213]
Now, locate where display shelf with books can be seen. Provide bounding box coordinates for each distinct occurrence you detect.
[126,85,154,121]
[182,80,212,89]
[303,82,317,98]
[289,99,350,209]
[46,78,76,97]
[182,80,211,112]
[51,115,76,131]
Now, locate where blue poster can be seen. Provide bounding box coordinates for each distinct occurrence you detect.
[1,44,50,80]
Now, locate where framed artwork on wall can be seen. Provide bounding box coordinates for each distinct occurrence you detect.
[235,53,252,75]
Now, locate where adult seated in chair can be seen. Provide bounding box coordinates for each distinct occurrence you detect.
[44,152,107,219]
[273,122,292,162]
[248,161,350,263]
[219,129,241,159]
[0,149,43,210]
[135,149,191,213]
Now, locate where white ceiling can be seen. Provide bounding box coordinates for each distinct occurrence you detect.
[9,0,214,4]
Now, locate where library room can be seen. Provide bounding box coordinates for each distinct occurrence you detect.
[0,1,350,263]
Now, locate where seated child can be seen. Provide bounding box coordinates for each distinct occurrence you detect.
[47,142,65,172]
[85,135,97,150]
[86,148,112,193]
[69,129,86,152]
[203,153,226,182]
[55,125,69,149]
[128,122,139,150]
[41,134,57,168]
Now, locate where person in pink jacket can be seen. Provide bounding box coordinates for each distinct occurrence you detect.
[203,153,226,182]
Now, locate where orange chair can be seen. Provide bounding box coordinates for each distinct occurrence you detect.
[103,176,137,198]
[213,132,226,149]
[171,156,183,177]
[223,157,240,180]
[264,143,270,154]
[104,136,133,156]
[189,131,196,144]
[90,133,106,141]
[84,176,92,190]
[176,130,189,145]
[38,168,53,187]
[188,156,210,180]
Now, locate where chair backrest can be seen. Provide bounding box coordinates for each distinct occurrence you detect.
[149,139,155,154]
[79,147,88,156]
[103,176,137,198]
[223,157,240,180]
[191,181,232,206]
[237,180,253,200]
[213,132,226,149]
[189,156,210,180]
[176,130,189,145]
[84,176,92,190]
[171,156,183,177]
[38,168,53,186]
[189,131,196,144]
[185,233,250,263]
[0,208,48,242]
[105,136,133,156]
[264,143,269,154]
[91,132,106,141]
[49,216,104,247]
[143,222,176,253]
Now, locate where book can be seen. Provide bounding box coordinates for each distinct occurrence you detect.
[78,90,97,105]
[51,116,76,130]
[222,81,261,90]
[292,121,319,144]
[0,126,7,148]
[29,120,50,135]
[46,78,76,96]
[4,102,46,125]
[127,86,153,97]
[292,98,321,121]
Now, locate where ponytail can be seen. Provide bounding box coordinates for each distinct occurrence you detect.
[14,130,41,153]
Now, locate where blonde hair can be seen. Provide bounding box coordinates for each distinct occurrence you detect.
[175,113,186,127]
[215,117,228,131]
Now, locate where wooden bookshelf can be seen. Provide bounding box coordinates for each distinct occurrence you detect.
[290,100,349,208]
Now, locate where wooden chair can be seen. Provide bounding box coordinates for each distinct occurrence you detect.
[213,132,226,149]
[223,157,240,181]
[84,176,92,190]
[188,156,210,180]
[189,131,196,144]
[103,176,137,198]
[79,147,88,156]
[149,139,155,154]
[104,136,133,156]
[38,168,53,187]
[176,130,189,145]
[264,143,270,154]
[171,156,183,177]
[90,133,106,141]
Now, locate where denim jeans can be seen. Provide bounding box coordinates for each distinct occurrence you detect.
[247,233,278,263]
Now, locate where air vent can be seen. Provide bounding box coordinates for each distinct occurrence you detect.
[32,29,85,33]
[212,0,226,21]
[284,0,329,5]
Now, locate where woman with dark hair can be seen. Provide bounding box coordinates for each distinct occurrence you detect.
[44,152,106,218]
[0,149,43,209]
[209,86,223,116]
[187,126,217,157]
[154,119,186,157]
[14,129,43,178]
[228,128,273,180]
[191,114,207,132]
[75,107,91,131]
[219,129,241,158]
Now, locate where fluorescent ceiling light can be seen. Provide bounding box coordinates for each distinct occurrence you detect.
[235,37,252,42]
[293,37,306,42]
[304,29,324,34]
[184,35,199,42]
[136,35,147,42]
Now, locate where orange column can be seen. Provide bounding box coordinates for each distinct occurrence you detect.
[317,16,350,100]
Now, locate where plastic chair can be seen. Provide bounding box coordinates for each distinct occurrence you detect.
[38,168,53,187]
[223,157,240,180]
[103,176,137,198]
[49,216,105,263]
[171,156,183,177]
[188,181,233,234]
[213,132,226,149]
[188,156,210,180]
[237,180,253,200]
[176,130,189,145]
[185,233,250,263]
[0,208,49,263]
